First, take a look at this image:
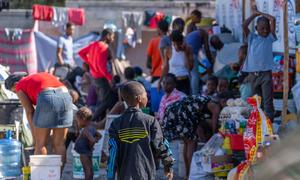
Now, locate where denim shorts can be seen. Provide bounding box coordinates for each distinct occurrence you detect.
[33,89,73,128]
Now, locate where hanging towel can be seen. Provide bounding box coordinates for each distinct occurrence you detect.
[52,7,68,27]
[122,11,143,44]
[32,4,54,21]
[4,28,23,41]
[68,8,85,25]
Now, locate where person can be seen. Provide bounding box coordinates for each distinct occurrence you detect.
[161,30,193,95]
[202,76,218,99]
[134,66,151,93]
[158,18,186,91]
[234,44,252,101]
[124,67,136,82]
[157,73,186,122]
[185,24,213,95]
[163,95,220,179]
[242,5,277,121]
[78,28,115,103]
[57,22,75,66]
[186,9,202,34]
[147,20,166,83]
[74,107,101,180]
[217,77,229,94]
[5,72,73,167]
[107,81,174,180]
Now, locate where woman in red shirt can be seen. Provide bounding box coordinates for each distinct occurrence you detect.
[5,72,73,166]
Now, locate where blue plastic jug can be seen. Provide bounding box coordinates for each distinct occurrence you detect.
[0,130,21,178]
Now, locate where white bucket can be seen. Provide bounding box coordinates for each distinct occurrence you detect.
[29,155,62,180]
[72,130,104,179]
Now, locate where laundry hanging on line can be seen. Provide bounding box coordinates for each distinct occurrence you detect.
[32,4,85,26]
[0,28,37,74]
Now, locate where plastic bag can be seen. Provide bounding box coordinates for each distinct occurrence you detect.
[189,151,214,180]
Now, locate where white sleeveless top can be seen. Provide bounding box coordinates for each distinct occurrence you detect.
[169,46,189,77]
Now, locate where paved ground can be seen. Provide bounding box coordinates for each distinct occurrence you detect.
[62,141,185,180]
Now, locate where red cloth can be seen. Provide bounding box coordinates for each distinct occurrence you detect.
[78,41,112,81]
[15,72,64,105]
[68,8,85,25]
[32,4,54,21]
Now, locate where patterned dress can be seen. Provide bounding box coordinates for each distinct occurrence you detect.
[162,95,212,141]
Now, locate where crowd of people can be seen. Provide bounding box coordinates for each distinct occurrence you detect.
[3,4,277,180]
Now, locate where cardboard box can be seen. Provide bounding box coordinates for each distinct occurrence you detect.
[202,155,233,173]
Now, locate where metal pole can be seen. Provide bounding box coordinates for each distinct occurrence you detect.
[282,0,289,122]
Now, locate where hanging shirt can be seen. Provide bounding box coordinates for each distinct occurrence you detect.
[15,72,64,105]
[78,41,112,81]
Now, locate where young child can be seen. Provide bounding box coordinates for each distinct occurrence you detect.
[107,81,174,180]
[203,76,218,99]
[74,107,101,180]
[217,77,229,94]
[242,4,276,121]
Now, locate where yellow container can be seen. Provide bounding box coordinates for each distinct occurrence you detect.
[22,166,30,180]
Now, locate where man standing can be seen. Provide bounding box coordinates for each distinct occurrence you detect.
[57,23,75,66]
[147,20,169,83]
[78,28,118,121]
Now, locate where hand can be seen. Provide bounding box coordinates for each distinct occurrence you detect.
[251,1,260,15]
[230,63,240,71]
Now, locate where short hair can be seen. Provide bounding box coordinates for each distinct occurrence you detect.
[121,81,145,105]
[218,77,228,83]
[66,22,74,29]
[113,75,121,84]
[5,73,27,90]
[133,66,143,76]
[207,75,218,85]
[76,107,92,121]
[191,9,202,18]
[158,20,169,33]
[170,30,184,44]
[101,28,114,38]
[124,67,136,80]
[257,16,270,26]
[164,73,177,84]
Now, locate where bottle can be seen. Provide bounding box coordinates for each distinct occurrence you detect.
[0,130,22,178]
[22,166,30,180]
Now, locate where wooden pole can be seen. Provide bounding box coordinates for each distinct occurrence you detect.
[282,1,289,122]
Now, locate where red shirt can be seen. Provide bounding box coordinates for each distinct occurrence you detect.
[147,37,162,77]
[78,41,112,81]
[15,72,64,105]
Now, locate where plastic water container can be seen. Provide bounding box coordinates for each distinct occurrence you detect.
[72,130,104,179]
[0,130,21,178]
[30,155,62,180]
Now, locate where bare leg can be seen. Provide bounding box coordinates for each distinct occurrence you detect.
[34,128,51,155]
[185,140,197,178]
[80,154,94,180]
[52,128,68,168]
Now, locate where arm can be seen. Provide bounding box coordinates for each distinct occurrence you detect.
[150,118,175,176]
[147,56,152,69]
[243,10,260,38]
[16,91,35,138]
[184,45,194,71]
[56,48,64,65]
[158,46,170,91]
[107,122,119,180]
[78,44,91,63]
[82,127,99,146]
[200,29,214,65]
[207,102,221,133]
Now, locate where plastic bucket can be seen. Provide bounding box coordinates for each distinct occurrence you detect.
[72,131,104,179]
[29,155,62,180]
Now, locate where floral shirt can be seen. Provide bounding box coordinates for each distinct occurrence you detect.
[157,89,186,121]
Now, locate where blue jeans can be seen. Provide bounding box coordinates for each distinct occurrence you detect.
[190,55,200,95]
